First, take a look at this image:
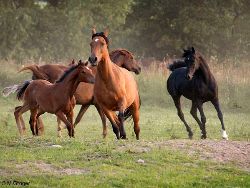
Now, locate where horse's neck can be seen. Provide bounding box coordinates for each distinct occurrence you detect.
[198,59,214,84]
[97,56,115,81]
[56,71,79,99]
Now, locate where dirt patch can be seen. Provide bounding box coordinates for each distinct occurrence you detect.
[0,161,89,177]
[161,140,249,170]
[116,139,249,171]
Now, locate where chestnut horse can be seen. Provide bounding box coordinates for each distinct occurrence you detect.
[88,29,140,140]
[167,47,228,139]
[18,49,141,137]
[14,61,95,137]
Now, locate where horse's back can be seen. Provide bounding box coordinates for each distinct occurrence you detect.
[39,64,67,83]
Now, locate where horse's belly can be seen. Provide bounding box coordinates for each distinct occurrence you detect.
[75,83,94,104]
[95,92,120,111]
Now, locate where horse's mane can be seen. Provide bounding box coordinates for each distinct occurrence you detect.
[56,64,80,83]
[168,59,186,71]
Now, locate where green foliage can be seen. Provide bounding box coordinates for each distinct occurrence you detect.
[125,0,250,59]
[0,0,133,62]
[1,0,250,61]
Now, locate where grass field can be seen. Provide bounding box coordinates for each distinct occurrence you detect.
[0,60,249,187]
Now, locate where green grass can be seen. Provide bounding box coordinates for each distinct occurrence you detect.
[0,61,249,187]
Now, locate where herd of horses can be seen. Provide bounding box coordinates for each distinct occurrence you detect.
[5,28,228,140]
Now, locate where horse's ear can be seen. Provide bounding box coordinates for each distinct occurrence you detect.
[71,59,75,65]
[78,59,83,65]
[84,61,88,66]
[191,47,195,53]
[92,27,96,35]
[104,28,109,37]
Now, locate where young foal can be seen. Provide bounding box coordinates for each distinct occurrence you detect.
[167,47,228,139]
[14,61,95,137]
[88,29,141,140]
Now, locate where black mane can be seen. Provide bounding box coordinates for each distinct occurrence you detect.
[168,59,186,71]
[56,64,79,83]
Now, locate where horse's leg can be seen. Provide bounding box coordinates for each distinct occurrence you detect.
[117,100,127,139]
[190,102,206,139]
[118,111,126,139]
[173,96,193,139]
[15,106,27,134]
[29,108,39,136]
[56,111,73,138]
[94,104,107,138]
[66,110,74,137]
[37,117,45,136]
[102,108,120,139]
[197,103,207,139]
[36,111,45,136]
[73,104,90,127]
[130,100,140,140]
[211,99,228,140]
[19,116,26,134]
[57,117,64,137]
[14,105,30,136]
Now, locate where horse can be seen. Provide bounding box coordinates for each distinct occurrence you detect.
[17,49,141,137]
[88,28,141,140]
[167,47,228,140]
[14,61,95,137]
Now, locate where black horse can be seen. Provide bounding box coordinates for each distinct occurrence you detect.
[167,47,228,139]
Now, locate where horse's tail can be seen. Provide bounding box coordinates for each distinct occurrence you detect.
[167,59,186,71]
[16,80,31,101]
[124,93,141,121]
[2,84,22,97]
[19,65,49,80]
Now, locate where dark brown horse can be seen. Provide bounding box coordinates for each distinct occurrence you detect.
[167,47,228,139]
[18,49,141,137]
[14,61,95,137]
[88,28,141,140]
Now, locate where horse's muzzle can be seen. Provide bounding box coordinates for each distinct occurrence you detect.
[88,56,97,66]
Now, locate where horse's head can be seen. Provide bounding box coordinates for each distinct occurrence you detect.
[88,28,109,66]
[111,49,141,74]
[77,60,95,84]
[183,47,199,80]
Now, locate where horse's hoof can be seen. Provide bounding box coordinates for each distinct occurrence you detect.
[188,133,193,139]
[222,130,228,140]
[222,136,228,140]
[120,135,127,140]
[201,135,207,139]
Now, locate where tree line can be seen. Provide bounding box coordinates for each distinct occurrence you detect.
[0,0,249,62]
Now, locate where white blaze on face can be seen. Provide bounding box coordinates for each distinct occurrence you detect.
[94,38,99,42]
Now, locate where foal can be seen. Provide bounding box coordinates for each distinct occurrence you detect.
[167,47,228,139]
[14,61,95,137]
[89,28,141,140]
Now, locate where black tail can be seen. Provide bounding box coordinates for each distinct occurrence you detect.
[124,94,141,121]
[167,59,186,71]
[16,80,31,101]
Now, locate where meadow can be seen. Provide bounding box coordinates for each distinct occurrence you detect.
[0,60,249,187]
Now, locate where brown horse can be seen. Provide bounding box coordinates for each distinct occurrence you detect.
[88,28,141,140]
[14,61,95,137]
[19,49,141,137]
[167,47,228,139]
